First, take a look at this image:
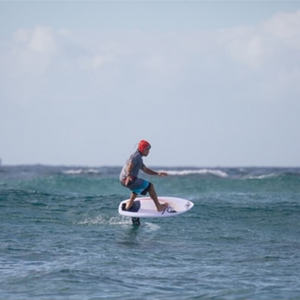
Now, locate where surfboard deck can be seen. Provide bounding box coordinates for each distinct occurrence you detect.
[118,196,194,219]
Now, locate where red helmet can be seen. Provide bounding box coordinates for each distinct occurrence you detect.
[138,140,151,153]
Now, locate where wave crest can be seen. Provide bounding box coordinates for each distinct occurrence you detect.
[62,169,100,175]
[162,169,228,178]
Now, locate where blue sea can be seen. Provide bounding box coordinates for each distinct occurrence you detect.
[1,165,300,300]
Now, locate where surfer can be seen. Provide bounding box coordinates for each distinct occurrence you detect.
[120,140,168,211]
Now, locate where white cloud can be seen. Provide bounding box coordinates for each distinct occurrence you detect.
[14,26,57,55]
[58,28,71,37]
[141,55,181,75]
[4,26,59,76]
[219,28,264,70]
[263,10,300,42]
[1,10,300,103]
[77,54,116,71]
[30,27,57,55]
[14,28,31,43]
[209,10,300,73]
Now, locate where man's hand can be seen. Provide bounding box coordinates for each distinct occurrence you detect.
[157,172,168,176]
[125,175,133,186]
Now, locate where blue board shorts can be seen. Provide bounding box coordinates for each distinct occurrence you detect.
[121,177,151,195]
[131,179,151,195]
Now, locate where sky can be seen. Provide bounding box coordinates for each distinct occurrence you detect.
[0,1,300,167]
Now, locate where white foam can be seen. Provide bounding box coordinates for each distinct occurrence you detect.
[163,169,228,178]
[144,222,161,231]
[63,169,99,175]
[247,173,278,180]
[77,214,131,226]
[109,215,131,225]
[77,215,107,225]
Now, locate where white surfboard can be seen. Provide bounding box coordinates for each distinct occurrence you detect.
[118,196,194,218]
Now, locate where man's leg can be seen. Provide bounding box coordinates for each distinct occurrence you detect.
[125,192,138,210]
[148,183,168,211]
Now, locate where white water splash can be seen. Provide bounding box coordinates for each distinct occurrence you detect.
[62,169,100,175]
[246,173,279,180]
[144,222,161,231]
[163,169,228,178]
[77,214,131,226]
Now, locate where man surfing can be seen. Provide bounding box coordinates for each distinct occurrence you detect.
[119,140,168,211]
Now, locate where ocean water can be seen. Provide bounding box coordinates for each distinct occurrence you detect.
[1,165,300,300]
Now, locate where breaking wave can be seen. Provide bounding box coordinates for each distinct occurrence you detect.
[62,168,100,175]
[163,169,229,178]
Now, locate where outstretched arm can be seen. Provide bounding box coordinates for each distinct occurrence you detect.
[142,165,168,176]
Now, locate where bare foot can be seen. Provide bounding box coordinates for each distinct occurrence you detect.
[125,202,133,210]
[157,202,168,212]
